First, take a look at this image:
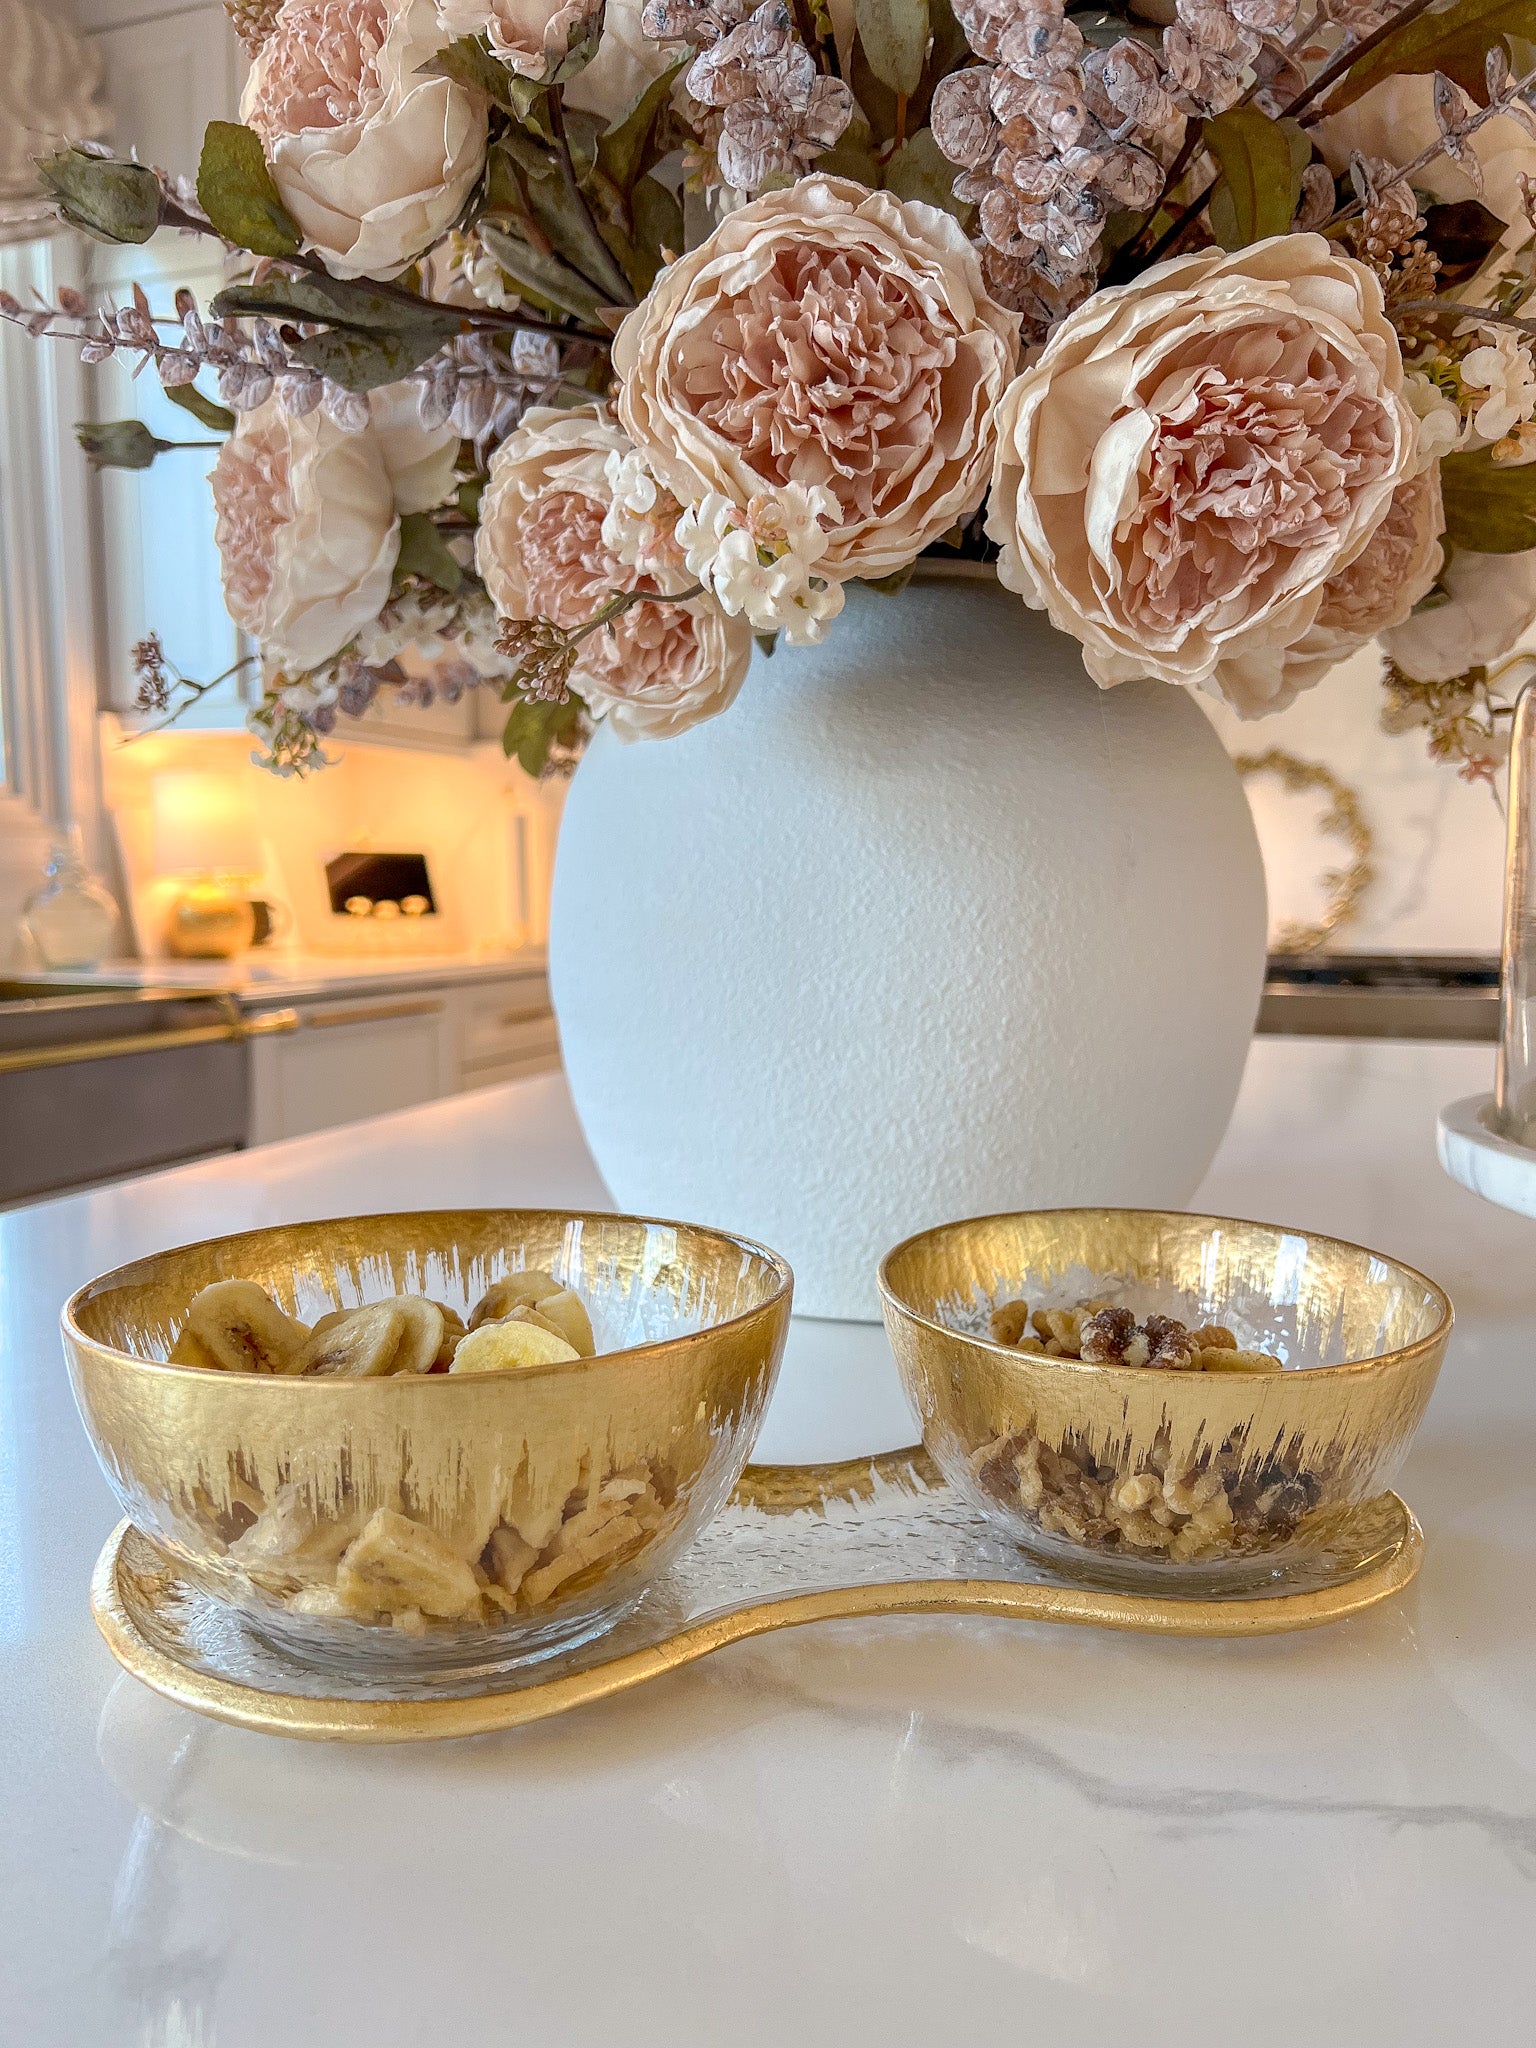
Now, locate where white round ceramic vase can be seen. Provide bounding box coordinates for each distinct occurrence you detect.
[551,571,1268,1446]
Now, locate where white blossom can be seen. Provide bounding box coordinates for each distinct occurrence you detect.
[1461,332,1536,444]
[1403,370,1464,470]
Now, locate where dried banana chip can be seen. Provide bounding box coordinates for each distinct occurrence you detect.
[229,1483,361,1583]
[467,1269,562,1330]
[527,1287,595,1358]
[430,1301,466,1370]
[298,1298,445,1377]
[485,1524,538,1597]
[390,1296,445,1375]
[185,1280,308,1375]
[336,1508,481,1620]
[449,1319,579,1373]
[168,1325,220,1370]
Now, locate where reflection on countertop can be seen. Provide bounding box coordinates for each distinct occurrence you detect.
[1,1043,1534,2044]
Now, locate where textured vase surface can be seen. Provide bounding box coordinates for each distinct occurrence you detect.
[551,572,1268,1322]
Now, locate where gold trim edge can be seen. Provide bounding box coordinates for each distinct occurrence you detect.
[89,1494,1424,1745]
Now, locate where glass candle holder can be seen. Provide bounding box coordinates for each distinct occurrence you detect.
[1496,680,1536,1147]
[20,826,119,969]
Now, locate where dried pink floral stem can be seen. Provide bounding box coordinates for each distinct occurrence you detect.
[1116,0,1447,280]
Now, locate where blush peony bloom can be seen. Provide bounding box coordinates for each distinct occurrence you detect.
[476,407,752,740]
[612,176,1019,582]
[986,235,1419,717]
[211,383,458,670]
[1275,463,1446,691]
[243,0,488,279]
[1381,545,1536,683]
[434,0,600,79]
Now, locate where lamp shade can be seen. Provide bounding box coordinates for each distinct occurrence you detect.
[151,771,263,878]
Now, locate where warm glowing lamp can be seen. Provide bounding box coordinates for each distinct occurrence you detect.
[151,770,263,958]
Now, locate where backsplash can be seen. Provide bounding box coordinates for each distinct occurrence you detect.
[100,718,564,961]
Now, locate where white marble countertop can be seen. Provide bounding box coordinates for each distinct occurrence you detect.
[2,1037,1533,2042]
[10,949,548,1008]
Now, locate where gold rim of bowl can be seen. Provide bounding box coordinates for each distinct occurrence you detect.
[63,1206,796,1380]
[877,1205,1453,1378]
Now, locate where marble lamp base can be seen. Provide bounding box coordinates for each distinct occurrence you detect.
[1437,1093,1536,1221]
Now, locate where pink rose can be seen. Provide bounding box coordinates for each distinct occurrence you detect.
[243,0,487,279]
[434,0,601,80]
[1276,463,1446,696]
[211,384,457,670]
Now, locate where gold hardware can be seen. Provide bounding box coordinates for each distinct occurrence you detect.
[496,1004,552,1028]
[0,1019,241,1076]
[0,995,300,1074]
[300,998,445,1030]
[241,1007,302,1037]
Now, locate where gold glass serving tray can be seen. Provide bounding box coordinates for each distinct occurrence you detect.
[92,1449,1421,1743]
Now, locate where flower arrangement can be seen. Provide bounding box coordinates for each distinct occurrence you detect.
[12,0,1536,779]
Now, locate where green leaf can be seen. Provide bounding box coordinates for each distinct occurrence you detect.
[523,160,633,305]
[418,33,517,109]
[393,512,464,594]
[163,382,236,432]
[818,133,884,185]
[74,420,174,470]
[502,693,586,776]
[196,121,300,257]
[854,0,930,98]
[596,60,688,194]
[508,74,547,121]
[213,270,462,340]
[1440,447,1536,552]
[35,149,160,244]
[548,15,604,82]
[1204,108,1310,251]
[479,222,610,323]
[1327,0,1536,112]
[290,323,449,392]
[753,631,778,658]
[628,173,685,291]
[883,128,970,220]
[500,125,561,183]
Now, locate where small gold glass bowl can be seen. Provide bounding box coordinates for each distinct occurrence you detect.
[63,1210,792,1679]
[879,1209,1451,1595]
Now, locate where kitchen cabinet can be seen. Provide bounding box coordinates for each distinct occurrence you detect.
[245,969,558,1144]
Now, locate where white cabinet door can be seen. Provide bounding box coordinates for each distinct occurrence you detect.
[247,996,457,1144]
[451,973,560,1090]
